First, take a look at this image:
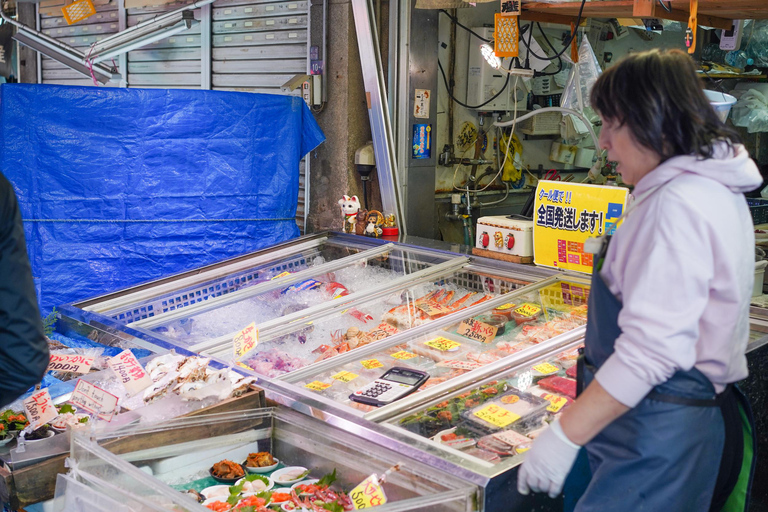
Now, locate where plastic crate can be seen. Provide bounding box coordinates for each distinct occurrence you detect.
[748,198,768,225]
[62,0,96,24]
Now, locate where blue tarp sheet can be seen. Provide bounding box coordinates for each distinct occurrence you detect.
[0,84,324,314]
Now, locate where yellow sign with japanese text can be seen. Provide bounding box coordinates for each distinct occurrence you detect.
[533,182,628,273]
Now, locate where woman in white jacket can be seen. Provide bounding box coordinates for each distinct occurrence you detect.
[518,49,761,511]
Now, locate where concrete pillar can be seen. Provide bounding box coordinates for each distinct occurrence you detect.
[17,3,37,84]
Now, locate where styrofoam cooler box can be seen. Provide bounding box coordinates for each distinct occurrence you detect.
[476,216,534,257]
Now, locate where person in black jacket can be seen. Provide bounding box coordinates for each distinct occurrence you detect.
[0,172,48,407]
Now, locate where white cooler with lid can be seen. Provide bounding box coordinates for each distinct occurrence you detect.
[475,216,534,258]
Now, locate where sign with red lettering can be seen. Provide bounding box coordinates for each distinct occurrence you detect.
[23,389,57,430]
[350,474,387,509]
[457,318,498,343]
[233,322,258,359]
[47,353,94,374]
[70,379,119,421]
[107,350,152,397]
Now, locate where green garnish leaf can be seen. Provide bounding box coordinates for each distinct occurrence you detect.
[297,469,311,480]
[57,404,76,415]
[322,502,344,512]
[317,468,337,487]
[244,474,269,484]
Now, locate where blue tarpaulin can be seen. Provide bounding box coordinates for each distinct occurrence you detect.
[0,84,324,314]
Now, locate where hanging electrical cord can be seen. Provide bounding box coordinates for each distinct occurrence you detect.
[438,58,516,109]
[532,22,564,76]
[515,0,587,62]
[439,9,491,43]
[657,0,672,13]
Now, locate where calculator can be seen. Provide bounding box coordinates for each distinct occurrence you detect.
[349,367,430,407]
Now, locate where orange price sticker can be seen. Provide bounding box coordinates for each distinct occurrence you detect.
[514,303,542,317]
[532,362,559,375]
[305,381,331,392]
[331,371,359,383]
[390,351,417,360]
[501,394,520,404]
[473,404,521,428]
[424,336,462,352]
[544,394,569,413]
[361,359,384,370]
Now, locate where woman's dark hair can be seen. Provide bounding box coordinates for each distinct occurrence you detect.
[590,48,740,161]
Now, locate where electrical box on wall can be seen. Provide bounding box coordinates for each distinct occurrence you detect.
[466,27,527,111]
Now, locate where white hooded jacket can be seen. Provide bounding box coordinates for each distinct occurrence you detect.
[595,143,763,408]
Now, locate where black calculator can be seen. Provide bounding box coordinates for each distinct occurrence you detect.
[349,367,430,407]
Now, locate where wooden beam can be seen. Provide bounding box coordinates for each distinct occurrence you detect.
[656,8,733,30]
[520,9,578,26]
[633,0,659,18]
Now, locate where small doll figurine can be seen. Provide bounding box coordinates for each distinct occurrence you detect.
[337,195,361,234]
[354,209,368,236]
[364,210,384,237]
[383,214,396,228]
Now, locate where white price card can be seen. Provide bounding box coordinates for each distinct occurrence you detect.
[47,353,94,374]
[233,322,258,360]
[107,350,152,397]
[23,389,57,430]
[70,379,119,421]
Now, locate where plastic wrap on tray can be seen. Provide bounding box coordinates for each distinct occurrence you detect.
[461,388,549,433]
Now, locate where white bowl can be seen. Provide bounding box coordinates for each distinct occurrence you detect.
[271,466,309,485]
[200,485,231,501]
[234,474,274,494]
[245,458,280,474]
[25,430,55,443]
[0,432,16,447]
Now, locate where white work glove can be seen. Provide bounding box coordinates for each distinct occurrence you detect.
[517,419,581,498]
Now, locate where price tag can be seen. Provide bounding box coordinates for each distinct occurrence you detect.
[390,351,417,360]
[272,271,291,279]
[514,303,542,317]
[23,389,57,430]
[233,322,258,359]
[350,474,387,509]
[544,393,569,413]
[70,379,119,421]
[424,337,461,352]
[516,446,530,454]
[533,362,559,375]
[495,303,516,310]
[437,359,483,371]
[492,429,531,446]
[416,301,453,317]
[375,323,399,335]
[473,404,521,428]
[107,350,152,397]
[305,381,331,391]
[361,359,384,370]
[331,371,358,383]
[501,394,520,404]
[47,353,94,374]
[457,318,498,343]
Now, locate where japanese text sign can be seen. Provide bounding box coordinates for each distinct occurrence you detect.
[390,351,417,360]
[436,359,483,371]
[350,474,388,509]
[424,336,462,351]
[500,0,520,15]
[533,182,627,273]
[305,381,331,392]
[473,403,521,428]
[24,389,57,430]
[457,318,498,343]
[47,353,94,374]
[70,379,119,421]
[361,359,384,370]
[331,371,358,383]
[417,301,452,317]
[233,322,258,360]
[107,350,152,397]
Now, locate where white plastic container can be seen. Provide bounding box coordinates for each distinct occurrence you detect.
[705,89,737,123]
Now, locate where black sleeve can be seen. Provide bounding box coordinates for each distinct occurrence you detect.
[0,173,49,407]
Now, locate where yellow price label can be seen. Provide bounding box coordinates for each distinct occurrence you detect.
[305,381,331,391]
[424,336,462,352]
[496,303,516,310]
[272,271,291,279]
[473,404,521,428]
[331,371,359,383]
[533,362,559,375]
[544,394,569,413]
[514,303,542,317]
[361,359,384,369]
[350,474,387,509]
[390,351,417,360]
[516,446,530,454]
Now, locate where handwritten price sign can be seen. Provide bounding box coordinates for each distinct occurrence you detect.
[457,318,498,343]
[233,322,258,360]
[390,351,417,360]
[492,429,531,447]
[416,301,453,317]
[514,303,542,318]
[495,303,516,311]
[107,350,152,397]
[544,393,569,413]
[532,362,559,375]
[473,404,521,428]
[350,474,387,509]
[424,337,462,352]
[331,371,359,383]
[360,359,384,370]
[23,389,57,430]
[437,359,483,371]
[70,379,119,421]
[305,381,331,392]
[47,354,94,374]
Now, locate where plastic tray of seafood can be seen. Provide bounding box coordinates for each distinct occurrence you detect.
[388,347,581,468]
[142,245,458,350]
[282,278,590,412]
[62,408,474,512]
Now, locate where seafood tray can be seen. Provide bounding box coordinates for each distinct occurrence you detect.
[281,277,590,413]
[131,243,459,352]
[60,407,475,512]
[389,347,582,469]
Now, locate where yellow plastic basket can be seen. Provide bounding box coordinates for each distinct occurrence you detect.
[62,0,96,25]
